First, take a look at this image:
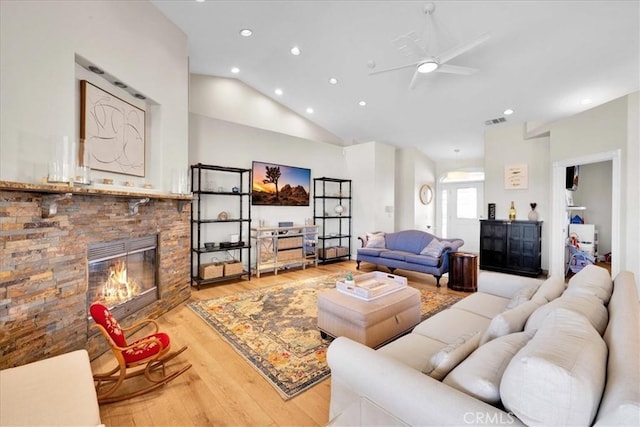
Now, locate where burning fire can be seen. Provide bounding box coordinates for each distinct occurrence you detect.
[101,261,140,303]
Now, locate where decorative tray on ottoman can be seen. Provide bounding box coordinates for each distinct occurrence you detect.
[336,271,408,301]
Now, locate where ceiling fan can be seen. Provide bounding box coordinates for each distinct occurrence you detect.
[369,2,490,89]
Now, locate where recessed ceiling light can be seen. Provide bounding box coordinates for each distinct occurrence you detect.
[239,29,253,37]
[134,93,146,100]
[581,98,593,105]
[358,101,367,107]
[290,46,301,56]
[195,0,205,3]
[231,67,240,74]
[306,107,314,114]
[328,77,338,85]
[504,108,514,115]
[113,81,128,89]
[88,65,104,74]
[274,88,283,96]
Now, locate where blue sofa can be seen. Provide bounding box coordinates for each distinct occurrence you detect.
[356,230,464,286]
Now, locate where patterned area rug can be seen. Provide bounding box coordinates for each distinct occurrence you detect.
[188,272,462,400]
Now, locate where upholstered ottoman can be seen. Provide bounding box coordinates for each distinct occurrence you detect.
[317,287,421,348]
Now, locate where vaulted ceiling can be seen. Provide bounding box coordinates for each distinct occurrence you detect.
[153,1,640,162]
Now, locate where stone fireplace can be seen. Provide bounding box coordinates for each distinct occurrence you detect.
[0,182,191,368]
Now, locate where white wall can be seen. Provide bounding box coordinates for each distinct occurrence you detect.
[627,92,640,287]
[345,141,396,252]
[396,147,437,232]
[190,74,343,145]
[484,125,551,270]
[0,1,189,190]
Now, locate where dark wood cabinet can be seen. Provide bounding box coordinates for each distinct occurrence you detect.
[480,220,542,277]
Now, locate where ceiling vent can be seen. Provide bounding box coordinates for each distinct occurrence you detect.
[485,117,507,126]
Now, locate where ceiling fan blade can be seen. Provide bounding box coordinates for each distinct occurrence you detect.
[369,61,422,76]
[436,64,479,75]
[438,33,490,64]
[408,68,421,90]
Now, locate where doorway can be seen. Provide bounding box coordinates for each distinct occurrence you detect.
[438,181,484,253]
[551,150,621,278]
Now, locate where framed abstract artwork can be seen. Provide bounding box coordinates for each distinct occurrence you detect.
[80,80,146,177]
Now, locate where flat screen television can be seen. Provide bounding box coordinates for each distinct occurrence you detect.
[251,161,310,206]
[566,165,580,191]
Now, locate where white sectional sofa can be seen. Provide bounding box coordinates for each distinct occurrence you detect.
[327,265,640,426]
[0,349,102,426]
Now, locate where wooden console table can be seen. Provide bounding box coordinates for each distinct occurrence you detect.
[448,252,478,292]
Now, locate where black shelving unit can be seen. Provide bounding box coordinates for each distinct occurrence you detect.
[313,177,352,264]
[191,163,251,289]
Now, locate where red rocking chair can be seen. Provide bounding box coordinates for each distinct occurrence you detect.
[89,302,191,404]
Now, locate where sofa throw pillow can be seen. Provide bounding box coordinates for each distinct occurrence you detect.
[443,330,535,405]
[501,308,607,426]
[531,276,566,304]
[566,264,613,304]
[524,294,608,335]
[420,238,450,258]
[504,283,541,310]
[425,331,480,381]
[365,232,386,248]
[480,300,543,346]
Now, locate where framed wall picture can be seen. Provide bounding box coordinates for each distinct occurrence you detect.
[80,80,146,177]
[504,164,528,189]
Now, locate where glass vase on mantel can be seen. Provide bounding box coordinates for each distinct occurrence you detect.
[528,203,539,221]
[47,135,76,184]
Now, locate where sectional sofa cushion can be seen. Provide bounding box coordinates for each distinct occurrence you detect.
[377,333,448,373]
[412,309,492,344]
[426,331,481,381]
[443,330,535,405]
[501,308,607,426]
[525,294,608,335]
[531,276,566,303]
[480,299,543,345]
[565,264,613,304]
[449,293,510,320]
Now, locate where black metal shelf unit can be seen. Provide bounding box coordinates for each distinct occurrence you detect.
[313,177,352,264]
[190,163,251,289]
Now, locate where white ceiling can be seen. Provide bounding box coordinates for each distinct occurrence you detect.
[152,0,640,162]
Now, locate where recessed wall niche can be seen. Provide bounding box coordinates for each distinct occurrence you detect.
[74,54,162,190]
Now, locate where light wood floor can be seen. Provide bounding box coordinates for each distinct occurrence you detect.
[93,261,468,427]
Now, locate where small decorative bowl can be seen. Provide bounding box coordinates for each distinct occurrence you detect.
[204,242,215,250]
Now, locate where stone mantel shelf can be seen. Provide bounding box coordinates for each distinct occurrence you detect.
[0,180,192,217]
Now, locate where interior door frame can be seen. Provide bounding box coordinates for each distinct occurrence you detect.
[550,149,620,278]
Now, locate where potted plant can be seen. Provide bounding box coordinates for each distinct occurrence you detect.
[344,272,355,287]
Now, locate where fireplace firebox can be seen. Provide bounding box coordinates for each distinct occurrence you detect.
[87,235,158,323]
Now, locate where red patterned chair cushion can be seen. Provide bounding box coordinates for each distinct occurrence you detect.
[90,303,126,348]
[123,333,170,364]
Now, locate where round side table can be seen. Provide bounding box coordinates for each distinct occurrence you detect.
[448,252,478,292]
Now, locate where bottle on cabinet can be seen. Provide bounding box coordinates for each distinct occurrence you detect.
[509,201,516,220]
